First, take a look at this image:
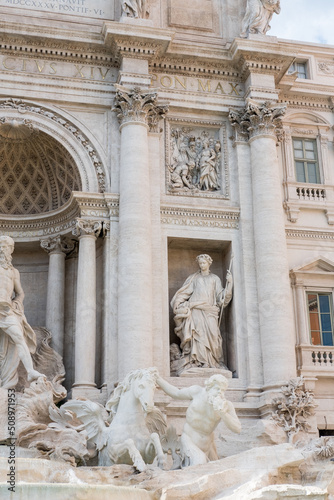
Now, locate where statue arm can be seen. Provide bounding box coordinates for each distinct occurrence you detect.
[156,375,197,401]
[221,400,241,434]
[13,268,25,312]
[171,274,196,312]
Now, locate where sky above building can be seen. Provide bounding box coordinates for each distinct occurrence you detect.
[270,0,334,45]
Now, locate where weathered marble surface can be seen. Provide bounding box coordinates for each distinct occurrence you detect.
[0,443,332,499]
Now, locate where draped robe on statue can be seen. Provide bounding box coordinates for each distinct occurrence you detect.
[0,268,37,388]
[171,271,232,368]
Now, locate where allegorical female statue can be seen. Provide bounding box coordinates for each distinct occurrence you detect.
[121,0,149,19]
[171,254,233,370]
[240,0,281,38]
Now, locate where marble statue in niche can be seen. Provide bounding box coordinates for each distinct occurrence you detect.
[157,373,241,466]
[121,0,150,18]
[170,254,233,374]
[0,236,44,388]
[168,128,222,194]
[240,0,281,37]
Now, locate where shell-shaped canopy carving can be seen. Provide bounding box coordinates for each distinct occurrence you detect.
[0,131,82,215]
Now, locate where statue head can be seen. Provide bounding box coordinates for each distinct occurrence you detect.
[0,236,14,269]
[196,254,213,266]
[205,374,229,411]
[205,374,228,394]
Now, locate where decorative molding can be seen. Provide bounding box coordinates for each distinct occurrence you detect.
[113,85,168,131]
[160,206,239,229]
[279,95,332,111]
[150,60,239,79]
[0,118,37,140]
[0,193,114,241]
[112,38,160,62]
[0,98,106,193]
[291,129,315,136]
[286,229,334,241]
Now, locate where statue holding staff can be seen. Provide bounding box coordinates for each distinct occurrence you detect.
[171,254,233,370]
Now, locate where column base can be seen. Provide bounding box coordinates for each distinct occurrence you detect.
[71,384,102,403]
[243,385,263,402]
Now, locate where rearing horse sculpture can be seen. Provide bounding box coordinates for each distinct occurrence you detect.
[62,367,166,471]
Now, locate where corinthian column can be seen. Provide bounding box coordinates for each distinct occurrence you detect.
[233,101,296,388]
[113,85,167,379]
[41,236,74,357]
[72,219,102,395]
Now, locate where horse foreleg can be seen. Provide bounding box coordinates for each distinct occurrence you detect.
[145,432,165,469]
[109,439,146,472]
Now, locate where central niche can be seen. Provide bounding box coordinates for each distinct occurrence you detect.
[0,128,82,215]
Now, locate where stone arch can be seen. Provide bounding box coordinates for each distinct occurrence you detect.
[284,110,331,128]
[0,99,109,199]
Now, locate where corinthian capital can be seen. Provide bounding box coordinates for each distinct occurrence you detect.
[244,101,286,139]
[229,101,286,142]
[73,219,102,238]
[41,236,75,255]
[113,85,168,130]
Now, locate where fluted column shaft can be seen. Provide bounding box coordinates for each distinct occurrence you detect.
[295,283,310,345]
[72,219,102,389]
[113,86,167,379]
[231,102,296,388]
[41,236,74,357]
[247,102,296,387]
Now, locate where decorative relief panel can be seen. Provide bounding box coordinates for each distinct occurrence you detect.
[165,119,228,199]
[318,61,334,76]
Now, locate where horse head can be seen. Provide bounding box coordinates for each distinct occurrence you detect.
[106,367,159,416]
[132,367,158,414]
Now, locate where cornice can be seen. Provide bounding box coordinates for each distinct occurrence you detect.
[150,59,239,79]
[279,93,332,111]
[229,37,295,84]
[0,192,115,241]
[103,22,173,62]
[286,229,334,241]
[0,35,117,66]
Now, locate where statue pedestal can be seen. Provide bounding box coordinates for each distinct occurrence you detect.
[179,367,232,379]
[119,16,153,27]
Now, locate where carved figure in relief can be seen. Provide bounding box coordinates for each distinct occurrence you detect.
[62,367,166,472]
[240,0,281,38]
[171,254,233,370]
[0,236,44,388]
[157,373,241,466]
[199,138,220,191]
[168,128,222,193]
[121,0,149,18]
